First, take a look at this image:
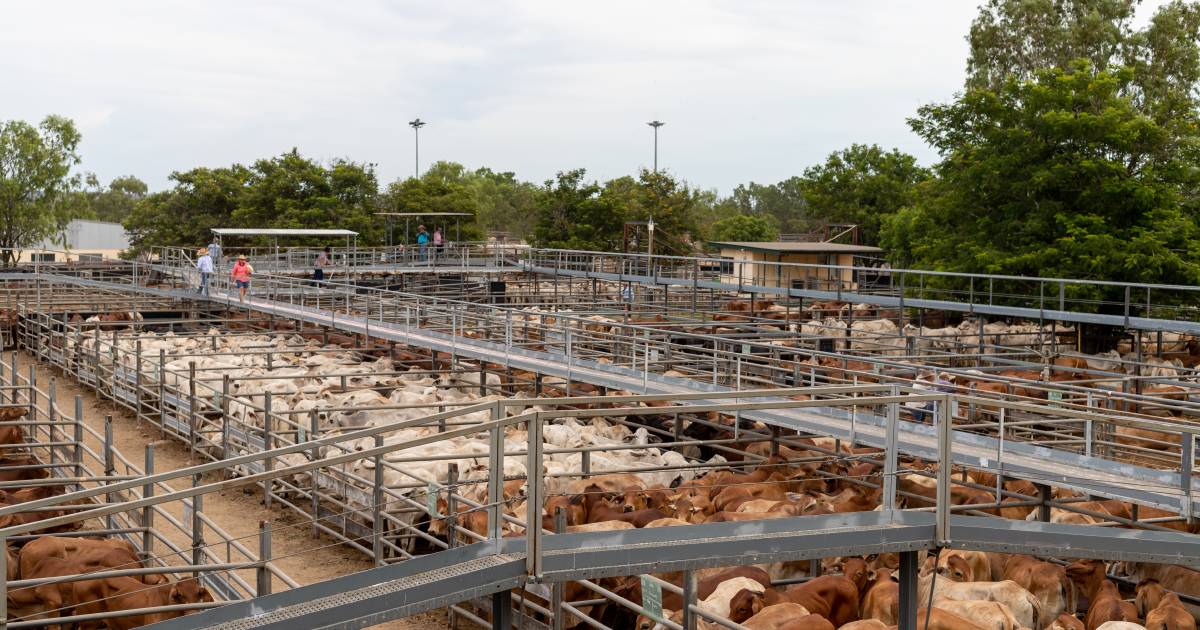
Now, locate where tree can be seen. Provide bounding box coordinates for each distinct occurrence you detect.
[965,0,1200,130]
[469,167,542,239]
[123,166,249,256]
[380,161,481,243]
[799,144,929,245]
[234,149,382,244]
[709,214,779,242]
[724,179,808,234]
[883,61,1200,305]
[0,116,82,264]
[531,169,623,251]
[85,175,148,223]
[599,169,703,254]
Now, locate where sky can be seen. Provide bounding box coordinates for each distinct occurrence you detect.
[0,1,1174,196]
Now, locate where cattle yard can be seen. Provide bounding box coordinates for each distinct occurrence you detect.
[3,249,1200,630]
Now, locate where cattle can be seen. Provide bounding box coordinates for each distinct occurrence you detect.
[70,575,213,630]
[741,603,811,629]
[771,574,860,627]
[838,621,889,630]
[1136,579,1195,630]
[937,550,991,583]
[1002,555,1075,624]
[934,599,1023,630]
[1095,624,1149,630]
[775,614,836,630]
[861,568,899,624]
[918,571,1042,630]
[1049,614,1087,630]
[1066,560,1139,630]
[916,608,992,630]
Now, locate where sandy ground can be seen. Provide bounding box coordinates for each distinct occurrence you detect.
[23,352,448,630]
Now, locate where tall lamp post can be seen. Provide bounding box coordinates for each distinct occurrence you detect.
[647,120,665,172]
[408,118,426,178]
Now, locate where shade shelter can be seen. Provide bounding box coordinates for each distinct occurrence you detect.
[374,213,471,248]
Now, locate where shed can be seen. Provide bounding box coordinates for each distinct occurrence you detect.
[26,219,130,262]
[708,241,882,290]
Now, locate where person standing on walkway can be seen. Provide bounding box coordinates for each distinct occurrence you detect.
[433,226,444,260]
[231,254,254,302]
[195,247,213,296]
[416,225,430,262]
[207,239,222,270]
[314,246,330,282]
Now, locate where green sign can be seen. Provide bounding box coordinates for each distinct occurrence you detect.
[640,575,663,621]
[1048,391,1063,402]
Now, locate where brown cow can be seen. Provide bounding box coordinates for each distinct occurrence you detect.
[771,574,860,627]
[861,568,899,624]
[1066,560,1138,630]
[1002,554,1075,624]
[741,603,812,629]
[1137,579,1195,630]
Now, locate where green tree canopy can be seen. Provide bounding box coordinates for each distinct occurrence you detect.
[709,214,779,242]
[531,169,623,251]
[799,144,929,245]
[0,116,83,264]
[79,175,148,223]
[966,0,1200,128]
[123,166,248,256]
[380,161,482,243]
[883,61,1200,304]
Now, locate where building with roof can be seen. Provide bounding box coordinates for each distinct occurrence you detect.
[24,219,130,262]
[708,241,883,290]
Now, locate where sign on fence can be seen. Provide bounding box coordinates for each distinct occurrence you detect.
[640,575,663,621]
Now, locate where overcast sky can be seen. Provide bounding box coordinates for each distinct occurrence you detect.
[0,1,1173,195]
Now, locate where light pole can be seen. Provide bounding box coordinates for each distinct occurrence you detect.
[647,120,665,172]
[408,118,426,178]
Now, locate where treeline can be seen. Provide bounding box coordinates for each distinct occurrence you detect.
[2,0,1200,295]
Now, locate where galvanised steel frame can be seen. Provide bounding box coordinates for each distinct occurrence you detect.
[0,388,1189,630]
[0,354,292,630]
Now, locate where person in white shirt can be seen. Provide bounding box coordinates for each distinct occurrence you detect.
[195,247,214,296]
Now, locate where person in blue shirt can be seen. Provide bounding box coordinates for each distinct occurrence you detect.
[195,247,214,296]
[416,225,430,261]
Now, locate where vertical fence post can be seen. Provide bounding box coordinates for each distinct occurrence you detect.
[188,361,197,459]
[157,349,166,440]
[263,392,274,509]
[143,444,155,557]
[682,569,698,630]
[191,474,204,575]
[551,509,566,630]
[73,396,84,484]
[883,385,900,511]
[104,416,115,531]
[526,411,544,577]
[446,463,459,550]
[935,396,951,545]
[0,533,7,630]
[487,407,505,541]
[1183,432,1194,525]
[372,434,384,566]
[257,520,273,596]
[47,377,56,467]
[898,550,918,630]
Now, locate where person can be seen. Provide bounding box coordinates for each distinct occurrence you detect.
[207,239,222,269]
[416,225,430,261]
[231,254,254,302]
[433,226,444,259]
[195,247,213,296]
[314,246,330,282]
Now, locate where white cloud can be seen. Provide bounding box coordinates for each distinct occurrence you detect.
[0,0,1175,193]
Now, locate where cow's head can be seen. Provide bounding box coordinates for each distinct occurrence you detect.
[935,555,972,582]
[728,589,765,622]
[170,577,213,604]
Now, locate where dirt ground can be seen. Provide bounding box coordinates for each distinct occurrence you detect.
[23,352,448,630]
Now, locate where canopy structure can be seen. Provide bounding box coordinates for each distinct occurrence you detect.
[211,228,358,237]
[374,213,471,247]
[210,228,358,264]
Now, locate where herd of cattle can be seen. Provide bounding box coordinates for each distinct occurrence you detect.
[12,302,1200,630]
[1,404,215,628]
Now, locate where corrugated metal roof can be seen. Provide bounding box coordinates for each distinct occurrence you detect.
[211,228,358,236]
[709,241,882,254]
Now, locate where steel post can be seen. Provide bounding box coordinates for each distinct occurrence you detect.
[935,396,951,545]
[898,550,918,630]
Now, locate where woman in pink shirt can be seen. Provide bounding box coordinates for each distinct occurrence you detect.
[230,255,254,301]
